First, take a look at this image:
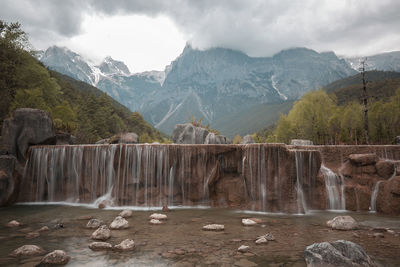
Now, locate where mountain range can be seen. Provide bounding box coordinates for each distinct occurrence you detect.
[38,45,399,136]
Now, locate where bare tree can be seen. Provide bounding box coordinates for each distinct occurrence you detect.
[359,58,369,144]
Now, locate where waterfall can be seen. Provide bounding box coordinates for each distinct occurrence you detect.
[20,144,321,213]
[370,181,382,212]
[320,165,346,210]
[294,151,308,213]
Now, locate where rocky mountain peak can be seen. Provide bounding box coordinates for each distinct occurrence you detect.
[97,56,130,76]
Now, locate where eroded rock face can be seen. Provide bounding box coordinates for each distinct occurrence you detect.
[91,225,111,240]
[1,108,55,162]
[376,176,400,214]
[304,240,376,267]
[88,242,113,251]
[348,154,378,166]
[9,245,46,257]
[0,155,20,206]
[327,216,358,230]
[375,160,395,179]
[110,216,129,229]
[114,239,135,251]
[41,250,70,265]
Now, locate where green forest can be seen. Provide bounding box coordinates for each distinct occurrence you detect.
[256,87,400,145]
[0,21,165,144]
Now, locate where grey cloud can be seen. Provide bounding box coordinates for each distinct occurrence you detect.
[1,0,399,56]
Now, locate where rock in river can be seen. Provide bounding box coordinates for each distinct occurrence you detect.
[149,213,167,220]
[89,242,113,251]
[119,209,133,218]
[202,224,224,231]
[242,218,257,226]
[304,240,376,267]
[327,216,358,230]
[91,225,111,241]
[41,250,70,265]
[86,218,103,229]
[114,239,135,251]
[9,245,46,257]
[110,216,129,229]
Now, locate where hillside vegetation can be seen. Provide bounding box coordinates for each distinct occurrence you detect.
[262,78,400,145]
[0,21,165,144]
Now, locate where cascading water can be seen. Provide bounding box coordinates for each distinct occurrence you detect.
[320,165,346,210]
[370,181,382,212]
[20,144,321,213]
[294,151,308,213]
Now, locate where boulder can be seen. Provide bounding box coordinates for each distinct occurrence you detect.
[376,176,400,214]
[6,220,21,227]
[376,160,395,179]
[1,108,55,162]
[202,224,224,231]
[255,237,268,244]
[348,154,378,166]
[114,239,135,251]
[171,124,209,144]
[258,233,275,241]
[41,250,70,265]
[304,240,376,267]
[150,219,163,225]
[9,245,46,257]
[327,216,358,230]
[91,225,111,241]
[109,216,129,229]
[119,210,133,218]
[205,132,231,144]
[88,242,113,251]
[86,218,103,229]
[242,219,257,226]
[95,132,139,145]
[111,132,139,144]
[149,213,167,220]
[241,135,255,144]
[290,139,313,146]
[238,245,250,253]
[55,133,76,145]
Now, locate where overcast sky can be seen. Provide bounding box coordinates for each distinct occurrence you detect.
[1,0,399,73]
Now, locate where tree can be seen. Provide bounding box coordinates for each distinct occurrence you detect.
[359,59,369,144]
[233,135,242,144]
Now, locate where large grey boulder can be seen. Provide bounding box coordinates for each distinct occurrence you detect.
[304,240,376,267]
[348,154,378,166]
[172,124,209,144]
[41,250,70,265]
[205,132,231,144]
[1,108,55,162]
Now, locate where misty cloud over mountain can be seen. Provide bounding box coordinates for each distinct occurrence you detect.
[2,0,400,57]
